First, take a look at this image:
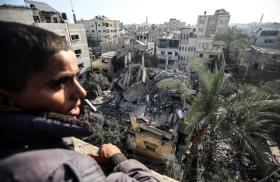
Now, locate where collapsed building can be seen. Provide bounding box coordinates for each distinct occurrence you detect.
[84,61,196,162]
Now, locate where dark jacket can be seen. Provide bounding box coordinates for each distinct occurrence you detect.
[0,112,159,182]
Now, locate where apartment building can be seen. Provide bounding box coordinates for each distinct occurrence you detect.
[178,28,198,61]
[196,9,230,38]
[163,18,185,32]
[78,16,121,47]
[254,29,279,49]
[25,0,61,23]
[0,1,91,73]
[156,37,179,66]
[244,46,280,82]
[0,5,34,24]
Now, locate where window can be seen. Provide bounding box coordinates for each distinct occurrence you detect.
[168,52,172,55]
[144,141,157,152]
[175,52,178,56]
[199,54,203,58]
[264,39,275,43]
[161,51,165,55]
[146,145,155,152]
[74,49,82,57]
[52,17,58,23]
[268,68,277,72]
[92,30,95,32]
[71,34,79,40]
[45,17,52,23]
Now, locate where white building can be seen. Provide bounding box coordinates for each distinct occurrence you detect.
[0,1,91,73]
[178,28,198,61]
[78,16,121,47]
[163,18,185,32]
[0,5,34,24]
[92,51,116,76]
[156,38,179,66]
[25,0,61,23]
[254,29,279,49]
[196,9,230,38]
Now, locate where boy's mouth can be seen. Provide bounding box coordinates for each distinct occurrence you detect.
[69,105,80,118]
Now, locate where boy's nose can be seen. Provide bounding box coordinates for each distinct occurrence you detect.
[72,79,87,99]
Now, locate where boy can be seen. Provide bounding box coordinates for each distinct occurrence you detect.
[0,21,158,182]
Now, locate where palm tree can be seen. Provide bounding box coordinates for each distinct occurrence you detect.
[182,57,280,181]
[215,26,249,65]
[182,57,224,180]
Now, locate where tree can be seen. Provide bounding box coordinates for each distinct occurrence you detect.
[215,27,249,65]
[182,57,280,181]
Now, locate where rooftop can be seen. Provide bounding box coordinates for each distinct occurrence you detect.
[25,0,58,12]
[251,45,280,55]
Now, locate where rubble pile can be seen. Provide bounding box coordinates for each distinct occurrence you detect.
[87,64,195,133]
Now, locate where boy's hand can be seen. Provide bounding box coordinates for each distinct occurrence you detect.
[90,143,121,166]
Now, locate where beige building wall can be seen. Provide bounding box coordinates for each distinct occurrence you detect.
[78,18,121,43]
[135,133,175,162]
[0,5,34,25]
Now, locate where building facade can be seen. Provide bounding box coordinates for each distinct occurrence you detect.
[25,0,61,23]
[178,28,198,61]
[0,5,34,24]
[254,29,279,49]
[163,18,185,32]
[244,46,280,82]
[0,1,91,73]
[196,9,230,38]
[156,38,179,66]
[78,16,121,47]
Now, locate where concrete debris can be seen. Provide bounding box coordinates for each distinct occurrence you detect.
[89,63,196,136]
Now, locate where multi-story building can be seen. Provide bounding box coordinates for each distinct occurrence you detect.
[25,0,61,23]
[254,29,279,49]
[91,51,116,76]
[178,28,198,61]
[156,37,179,66]
[244,46,280,83]
[0,1,91,73]
[0,4,34,24]
[77,16,121,47]
[196,9,230,38]
[163,18,185,32]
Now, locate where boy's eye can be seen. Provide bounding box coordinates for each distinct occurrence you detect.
[52,78,68,88]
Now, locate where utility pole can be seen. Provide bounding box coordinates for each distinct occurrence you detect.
[71,0,76,24]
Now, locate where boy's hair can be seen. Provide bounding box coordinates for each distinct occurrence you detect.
[0,21,71,92]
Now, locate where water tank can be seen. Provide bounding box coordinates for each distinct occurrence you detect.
[61,12,67,20]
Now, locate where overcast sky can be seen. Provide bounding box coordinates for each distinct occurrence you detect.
[1,0,280,24]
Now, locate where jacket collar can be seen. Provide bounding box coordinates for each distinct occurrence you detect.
[0,112,92,148]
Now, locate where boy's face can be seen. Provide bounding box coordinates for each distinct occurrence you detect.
[8,50,87,118]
